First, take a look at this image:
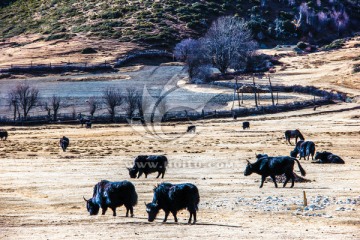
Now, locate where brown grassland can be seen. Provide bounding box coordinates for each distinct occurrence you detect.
[0,37,360,240]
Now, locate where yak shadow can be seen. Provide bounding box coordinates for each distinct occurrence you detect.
[102,216,241,228]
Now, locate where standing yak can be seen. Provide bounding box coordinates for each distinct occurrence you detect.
[284,129,304,145]
[59,136,69,152]
[145,182,200,224]
[244,155,306,188]
[128,155,168,179]
[84,180,138,217]
[290,140,316,160]
[0,130,8,140]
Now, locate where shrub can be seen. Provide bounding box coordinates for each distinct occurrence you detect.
[353,64,360,73]
[297,41,308,50]
[322,39,345,50]
[45,33,73,41]
[81,47,97,54]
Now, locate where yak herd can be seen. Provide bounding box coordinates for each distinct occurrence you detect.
[0,124,345,224]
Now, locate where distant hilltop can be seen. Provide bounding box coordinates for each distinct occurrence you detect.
[1,0,360,48]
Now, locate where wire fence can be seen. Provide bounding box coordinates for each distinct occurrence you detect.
[0,61,113,74]
[0,98,334,126]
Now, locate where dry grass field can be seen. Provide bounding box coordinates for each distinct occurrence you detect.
[0,102,359,240]
[1,36,360,240]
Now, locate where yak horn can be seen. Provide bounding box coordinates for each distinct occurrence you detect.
[144,202,147,206]
[247,160,251,164]
[83,196,88,202]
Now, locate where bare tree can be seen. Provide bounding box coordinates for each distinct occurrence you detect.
[202,16,258,74]
[42,95,61,121]
[8,82,39,119]
[124,88,140,118]
[174,38,206,80]
[87,97,98,119]
[8,92,20,121]
[51,95,61,121]
[42,102,51,119]
[103,88,122,122]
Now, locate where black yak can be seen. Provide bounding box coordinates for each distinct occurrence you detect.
[244,155,306,188]
[145,182,200,224]
[187,125,196,133]
[59,136,69,152]
[313,151,345,164]
[290,140,316,160]
[84,180,138,217]
[85,121,92,128]
[128,155,168,178]
[0,130,8,140]
[79,117,89,127]
[284,129,304,145]
[242,121,250,130]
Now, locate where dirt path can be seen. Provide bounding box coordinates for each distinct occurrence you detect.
[0,102,359,239]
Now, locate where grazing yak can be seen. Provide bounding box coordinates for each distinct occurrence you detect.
[284,129,304,145]
[0,130,8,140]
[59,136,69,152]
[187,125,196,133]
[313,151,345,164]
[128,155,168,179]
[79,117,89,127]
[244,155,306,188]
[85,121,92,128]
[84,180,138,217]
[290,140,316,160]
[242,121,250,130]
[145,182,200,224]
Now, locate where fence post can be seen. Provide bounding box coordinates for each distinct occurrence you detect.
[268,75,275,106]
[252,75,258,108]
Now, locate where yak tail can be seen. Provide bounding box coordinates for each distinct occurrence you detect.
[196,195,200,211]
[294,159,306,176]
[131,190,138,206]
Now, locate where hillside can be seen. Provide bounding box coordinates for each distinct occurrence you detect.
[1,0,360,49]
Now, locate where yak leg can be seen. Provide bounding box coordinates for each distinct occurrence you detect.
[283,173,291,188]
[161,171,165,179]
[111,207,116,217]
[290,172,295,188]
[130,206,134,217]
[270,175,278,188]
[163,211,170,222]
[171,211,178,223]
[125,205,134,217]
[137,171,143,178]
[188,212,192,224]
[259,175,266,188]
[102,206,108,215]
[144,173,148,178]
[193,211,197,224]
[156,171,161,178]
